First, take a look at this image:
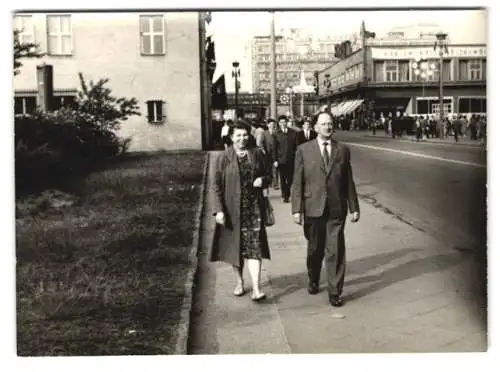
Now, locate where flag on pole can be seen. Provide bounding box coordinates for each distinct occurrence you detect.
[212,74,227,109]
[364,30,376,39]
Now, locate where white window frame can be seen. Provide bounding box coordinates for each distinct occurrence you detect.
[140,15,166,55]
[431,103,452,114]
[147,100,166,123]
[384,60,399,82]
[14,15,35,44]
[468,59,482,80]
[46,15,73,56]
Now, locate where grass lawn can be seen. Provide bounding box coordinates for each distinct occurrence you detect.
[16,151,207,356]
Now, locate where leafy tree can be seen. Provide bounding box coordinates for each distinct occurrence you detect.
[76,73,141,132]
[13,29,44,75]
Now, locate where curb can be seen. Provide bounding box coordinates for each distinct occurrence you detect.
[361,134,482,146]
[173,152,209,355]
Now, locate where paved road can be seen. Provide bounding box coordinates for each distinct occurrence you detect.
[336,132,487,254]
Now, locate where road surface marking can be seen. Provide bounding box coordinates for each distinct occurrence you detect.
[345,142,486,168]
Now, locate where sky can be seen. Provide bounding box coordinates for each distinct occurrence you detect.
[209,9,488,92]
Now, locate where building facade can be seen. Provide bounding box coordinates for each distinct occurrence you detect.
[13,12,211,151]
[251,29,346,95]
[317,24,486,119]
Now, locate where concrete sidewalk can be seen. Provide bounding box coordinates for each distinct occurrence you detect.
[188,151,487,354]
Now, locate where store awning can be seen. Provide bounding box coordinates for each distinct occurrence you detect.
[342,99,364,115]
[330,103,340,116]
[331,101,349,116]
[333,99,364,116]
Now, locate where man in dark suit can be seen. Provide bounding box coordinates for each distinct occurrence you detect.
[274,115,298,203]
[291,111,360,307]
[256,120,276,174]
[296,117,317,146]
[267,119,280,189]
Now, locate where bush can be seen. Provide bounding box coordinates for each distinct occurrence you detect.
[15,74,140,195]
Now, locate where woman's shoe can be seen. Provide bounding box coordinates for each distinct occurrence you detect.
[251,291,267,302]
[233,284,245,297]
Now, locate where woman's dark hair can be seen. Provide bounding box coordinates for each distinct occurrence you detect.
[226,119,234,126]
[228,120,251,137]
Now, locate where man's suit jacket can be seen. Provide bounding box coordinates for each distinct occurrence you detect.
[275,130,298,165]
[296,129,318,146]
[261,130,277,161]
[291,139,359,219]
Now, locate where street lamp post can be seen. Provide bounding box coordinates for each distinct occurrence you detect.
[232,61,240,119]
[435,32,449,140]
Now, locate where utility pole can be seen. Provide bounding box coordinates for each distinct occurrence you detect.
[270,11,277,119]
[435,32,448,140]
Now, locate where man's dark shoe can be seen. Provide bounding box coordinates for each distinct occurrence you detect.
[307,282,319,295]
[329,295,344,307]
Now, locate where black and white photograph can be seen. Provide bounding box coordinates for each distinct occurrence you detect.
[8,2,495,366]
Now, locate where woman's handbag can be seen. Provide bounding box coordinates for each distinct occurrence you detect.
[262,189,275,227]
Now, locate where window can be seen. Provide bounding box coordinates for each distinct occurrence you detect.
[14,15,34,44]
[468,59,482,80]
[458,97,486,113]
[14,96,37,115]
[418,98,452,115]
[431,103,452,115]
[147,100,165,123]
[47,15,72,55]
[398,61,410,82]
[385,60,398,82]
[51,95,77,110]
[140,15,166,55]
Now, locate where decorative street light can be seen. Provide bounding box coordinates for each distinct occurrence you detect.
[232,61,240,119]
[293,70,315,117]
[412,58,437,115]
[435,31,449,140]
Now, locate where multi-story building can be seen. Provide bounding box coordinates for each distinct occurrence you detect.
[13,12,213,151]
[317,23,487,118]
[251,29,348,94]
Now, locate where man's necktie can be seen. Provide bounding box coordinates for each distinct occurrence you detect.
[322,142,330,166]
[305,131,309,140]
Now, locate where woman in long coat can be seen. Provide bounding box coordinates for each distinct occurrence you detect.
[210,121,272,301]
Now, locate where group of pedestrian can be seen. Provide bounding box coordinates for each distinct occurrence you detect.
[210,111,360,307]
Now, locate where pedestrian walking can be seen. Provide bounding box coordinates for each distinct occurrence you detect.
[258,120,277,179]
[291,111,360,307]
[452,115,460,142]
[210,121,272,302]
[274,115,298,203]
[415,116,423,142]
[267,119,280,190]
[296,117,317,146]
[221,119,233,149]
